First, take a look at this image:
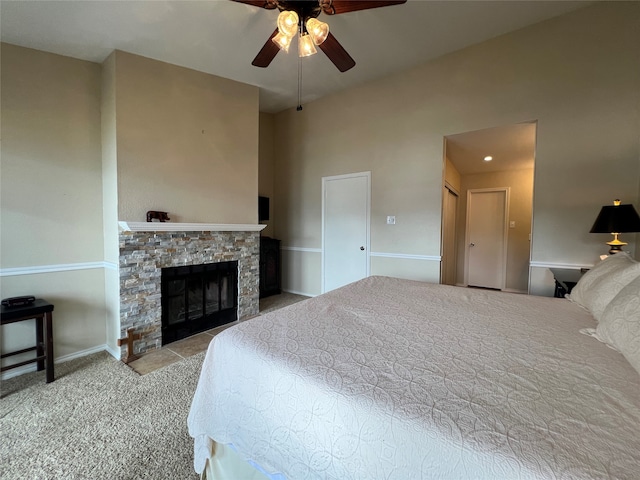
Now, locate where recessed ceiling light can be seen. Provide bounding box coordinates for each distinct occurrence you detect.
[484,156,493,162]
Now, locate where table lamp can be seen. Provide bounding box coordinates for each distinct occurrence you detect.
[590,199,640,254]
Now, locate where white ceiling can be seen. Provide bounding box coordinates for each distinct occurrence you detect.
[1,0,592,113]
[446,122,537,175]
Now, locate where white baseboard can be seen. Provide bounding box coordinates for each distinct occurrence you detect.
[1,362,39,380]
[281,246,322,253]
[503,288,528,294]
[1,344,115,380]
[529,261,594,270]
[104,344,121,360]
[370,252,441,261]
[454,283,526,294]
[282,289,317,298]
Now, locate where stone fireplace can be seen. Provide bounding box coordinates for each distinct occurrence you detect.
[117,222,264,359]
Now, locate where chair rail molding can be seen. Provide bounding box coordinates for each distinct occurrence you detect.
[370,252,441,261]
[0,262,112,277]
[529,261,594,270]
[282,247,441,262]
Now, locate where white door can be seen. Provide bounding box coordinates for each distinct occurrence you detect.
[322,172,370,293]
[465,188,508,290]
[441,185,458,285]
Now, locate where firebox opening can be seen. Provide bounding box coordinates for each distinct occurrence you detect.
[161,261,238,345]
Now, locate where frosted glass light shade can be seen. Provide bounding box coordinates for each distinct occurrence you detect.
[277,10,299,37]
[272,31,294,52]
[306,18,329,45]
[298,33,317,57]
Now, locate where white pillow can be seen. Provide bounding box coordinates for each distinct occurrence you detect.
[596,275,640,376]
[567,253,640,321]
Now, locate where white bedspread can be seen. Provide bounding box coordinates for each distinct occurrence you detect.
[188,276,640,479]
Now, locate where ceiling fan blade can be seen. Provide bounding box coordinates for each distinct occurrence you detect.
[318,32,356,72]
[320,0,406,15]
[252,29,280,68]
[230,0,278,9]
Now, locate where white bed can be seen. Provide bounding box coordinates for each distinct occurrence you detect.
[188,274,640,479]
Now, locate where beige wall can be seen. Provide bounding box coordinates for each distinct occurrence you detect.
[0,44,107,371]
[1,44,104,266]
[1,271,107,362]
[2,2,639,373]
[113,51,259,224]
[102,51,260,352]
[1,46,262,372]
[444,157,461,193]
[101,52,119,265]
[101,52,121,353]
[273,2,640,296]
[259,112,276,238]
[456,169,534,292]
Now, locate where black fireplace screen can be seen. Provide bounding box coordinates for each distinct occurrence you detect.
[161,261,238,345]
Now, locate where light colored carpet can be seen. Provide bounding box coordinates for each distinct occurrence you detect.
[0,292,310,479]
[0,351,204,479]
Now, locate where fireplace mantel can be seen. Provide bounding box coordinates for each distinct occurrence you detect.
[118,222,266,233]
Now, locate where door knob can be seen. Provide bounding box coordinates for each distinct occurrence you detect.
[469,243,475,247]
[360,246,365,251]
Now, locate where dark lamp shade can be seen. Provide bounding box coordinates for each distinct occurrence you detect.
[590,204,640,233]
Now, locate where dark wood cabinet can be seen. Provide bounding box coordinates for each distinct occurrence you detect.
[260,236,281,298]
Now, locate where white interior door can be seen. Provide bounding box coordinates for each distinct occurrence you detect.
[465,188,508,290]
[322,172,370,293]
[441,185,458,285]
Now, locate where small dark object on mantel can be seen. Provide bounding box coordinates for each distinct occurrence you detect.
[146,211,170,222]
[117,328,141,364]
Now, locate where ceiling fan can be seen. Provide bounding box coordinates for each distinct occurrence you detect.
[231,0,407,72]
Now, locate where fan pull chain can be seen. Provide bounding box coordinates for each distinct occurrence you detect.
[297,54,303,111]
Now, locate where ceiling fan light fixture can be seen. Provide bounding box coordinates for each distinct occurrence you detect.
[277,10,299,37]
[239,0,408,72]
[298,32,317,57]
[306,18,329,45]
[272,31,294,52]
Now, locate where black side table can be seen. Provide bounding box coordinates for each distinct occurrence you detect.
[550,269,585,298]
[1,299,55,383]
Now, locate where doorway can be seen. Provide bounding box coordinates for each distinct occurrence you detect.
[441,184,459,285]
[441,122,536,293]
[322,172,371,293]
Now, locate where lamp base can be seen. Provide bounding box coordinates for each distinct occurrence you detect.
[606,234,627,255]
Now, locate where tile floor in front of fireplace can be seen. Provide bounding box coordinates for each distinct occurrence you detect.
[128,292,309,375]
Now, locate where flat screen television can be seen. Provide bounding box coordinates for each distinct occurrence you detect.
[258,196,269,222]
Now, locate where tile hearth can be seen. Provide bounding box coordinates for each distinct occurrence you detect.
[128,326,235,375]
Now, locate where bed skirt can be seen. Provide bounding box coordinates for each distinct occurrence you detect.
[201,440,283,480]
